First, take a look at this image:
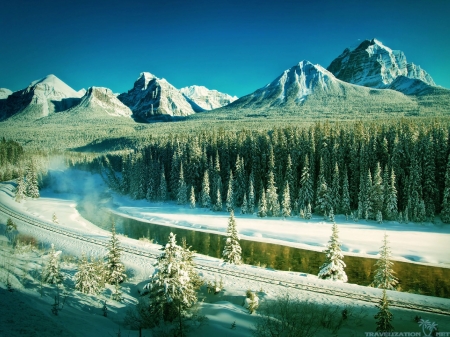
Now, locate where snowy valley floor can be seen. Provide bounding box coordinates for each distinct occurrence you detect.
[1,169,450,336]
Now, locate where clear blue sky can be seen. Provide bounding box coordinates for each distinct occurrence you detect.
[1,0,449,98]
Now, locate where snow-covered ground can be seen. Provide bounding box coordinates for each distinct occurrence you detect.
[1,168,450,336]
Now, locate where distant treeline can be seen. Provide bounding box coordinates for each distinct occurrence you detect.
[95,119,450,223]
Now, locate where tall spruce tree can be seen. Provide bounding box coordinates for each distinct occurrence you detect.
[226,170,235,212]
[234,155,246,207]
[373,233,398,290]
[374,289,394,333]
[201,170,211,208]
[248,172,255,214]
[341,168,351,216]
[258,189,267,218]
[189,186,196,209]
[330,163,341,213]
[370,163,384,220]
[177,162,188,205]
[318,222,347,282]
[281,181,291,217]
[105,221,126,285]
[158,169,168,201]
[298,155,314,210]
[266,170,280,217]
[26,160,40,199]
[222,210,242,264]
[213,182,223,212]
[15,175,26,202]
[384,168,398,220]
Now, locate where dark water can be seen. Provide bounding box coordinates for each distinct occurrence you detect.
[80,206,450,298]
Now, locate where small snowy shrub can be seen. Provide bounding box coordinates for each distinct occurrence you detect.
[245,290,259,314]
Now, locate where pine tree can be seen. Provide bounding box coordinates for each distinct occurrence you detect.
[201,170,211,208]
[316,177,331,217]
[266,170,280,217]
[318,223,347,282]
[158,169,168,201]
[384,168,398,220]
[330,163,341,213]
[298,155,314,209]
[234,155,246,207]
[105,221,126,285]
[258,189,267,218]
[189,186,196,209]
[226,170,235,212]
[373,233,398,290]
[370,163,384,219]
[241,193,248,214]
[374,289,394,333]
[248,172,255,214]
[222,210,242,264]
[441,154,450,223]
[42,243,63,285]
[213,182,223,211]
[147,233,200,325]
[281,181,291,217]
[341,168,351,216]
[177,163,187,205]
[26,160,40,199]
[15,175,26,202]
[75,253,102,295]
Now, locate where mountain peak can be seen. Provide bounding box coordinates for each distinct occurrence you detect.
[180,85,238,110]
[327,39,435,91]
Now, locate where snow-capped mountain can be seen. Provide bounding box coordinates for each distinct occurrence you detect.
[0,88,12,99]
[223,60,417,114]
[327,39,436,94]
[0,74,83,121]
[118,72,196,120]
[179,85,238,110]
[67,87,132,118]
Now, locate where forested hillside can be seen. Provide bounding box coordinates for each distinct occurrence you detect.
[97,118,450,223]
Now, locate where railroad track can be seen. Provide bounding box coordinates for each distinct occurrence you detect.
[1,203,449,316]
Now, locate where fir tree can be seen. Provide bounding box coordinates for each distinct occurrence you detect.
[234,155,246,207]
[373,233,398,290]
[374,289,394,333]
[26,160,40,199]
[147,233,200,327]
[330,163,341,213]
[384,168,398,220]
[341,168,351,216]
[222,210,242,264]
[298,155,314,209]
[75,253,102,295]
[177,163,187,205]
[42,243,63,285]
[158,169,168,201]
[201,170,211,208]
[258,189,267,218]
[105,221,126,285]
[318,223,347,282]
[241,193,248,214]
[316,177,331,216]
[189,186,196,209]
[15,175,26,202]
[248,172,255,214]
[226,170,235,212]
[370,163,384,219]
[281,181,291,217]
[213,183,223,211]
[266,170,280,217]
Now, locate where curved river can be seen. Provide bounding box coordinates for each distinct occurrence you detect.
[78,204,450,298]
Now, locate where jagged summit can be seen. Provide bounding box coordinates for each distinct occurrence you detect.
[70,87,132,117]
[118,72,196,120]
[327,39,436,93]
[180,85,238,110]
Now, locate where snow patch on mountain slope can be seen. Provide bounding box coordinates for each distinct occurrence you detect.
[180,85,238,110]
[0,88,12,99]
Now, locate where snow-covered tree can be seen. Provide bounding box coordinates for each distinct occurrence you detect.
[52,212,58,224]
[213,184,222,211]
[75,253,102,295]
[26,160,40,199]
[42,243,63,285]
[146,232,200,325]
[258,189,267,218]
[384,168,398,220]
[189,186,196,209]
[370,163,384,219]
[304,202,312,220]
[373,233,398,290]
[281,181,291,217]
[341,169,351,216]
[177,163,187,205]
[6,217,17,233]
[105,221,126,285]
[374,289,394,333]
[330,163,340,213]
[201,170,211,208]
[318,222,347,282]
[248,173,255,214]
[298,155,314,210]
[15,176,26,202]
[223,210,242,264]
[241,193,248,214]
[226,170,234,212]
[158,169,168,201]
[266,171,280,217]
